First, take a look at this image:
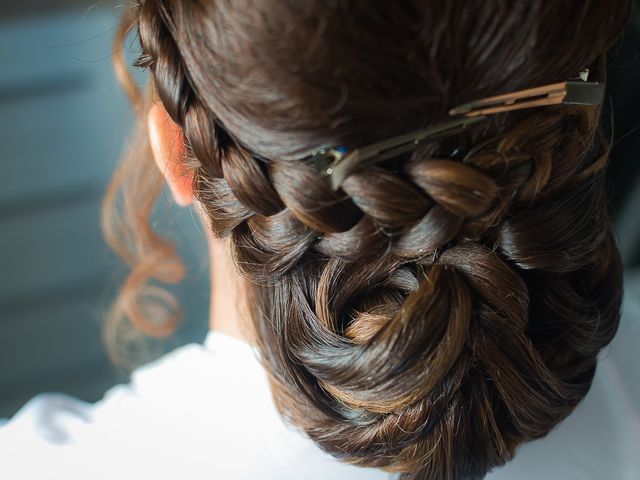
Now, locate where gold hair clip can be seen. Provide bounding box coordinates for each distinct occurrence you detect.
[315,69,603,190]
[315,116,486,190]
[449,71,604,117]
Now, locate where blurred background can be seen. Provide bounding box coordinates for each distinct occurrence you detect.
[0,1,210,417]
[0,1,638,418]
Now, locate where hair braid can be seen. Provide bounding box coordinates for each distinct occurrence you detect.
[106,1,630,479]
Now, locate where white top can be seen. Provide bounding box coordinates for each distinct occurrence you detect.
[1,275,639,480]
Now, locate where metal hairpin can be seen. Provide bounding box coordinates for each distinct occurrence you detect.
[313,69,604,191]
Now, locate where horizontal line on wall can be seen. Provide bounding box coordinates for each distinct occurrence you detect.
[0,182,104,220]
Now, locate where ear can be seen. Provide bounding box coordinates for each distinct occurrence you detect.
[147,103,194,207]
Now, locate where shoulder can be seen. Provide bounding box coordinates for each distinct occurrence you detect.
[0,332,394,479]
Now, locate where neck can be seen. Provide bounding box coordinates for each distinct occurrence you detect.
[200,208,252,344]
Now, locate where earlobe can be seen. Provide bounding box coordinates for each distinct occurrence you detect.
[147,103,194,207]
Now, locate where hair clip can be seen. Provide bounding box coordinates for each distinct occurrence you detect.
[314,68,604,191]
[449,69,604,117]
[316,116,486,190]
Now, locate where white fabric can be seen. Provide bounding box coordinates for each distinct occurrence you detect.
[0,332,392,479]
[1,276,639,479]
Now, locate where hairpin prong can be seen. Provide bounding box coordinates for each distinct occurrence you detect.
[313,146,348,177]
[449,81,604,117]
[325,116,485,190]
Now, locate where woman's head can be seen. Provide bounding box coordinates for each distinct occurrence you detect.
[105,1,630,478]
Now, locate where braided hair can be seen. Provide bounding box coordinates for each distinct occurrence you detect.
[104,1,630,478]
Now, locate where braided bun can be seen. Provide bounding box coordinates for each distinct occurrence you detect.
[106,1,630,478]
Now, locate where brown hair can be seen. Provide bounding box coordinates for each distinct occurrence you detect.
[104,1,630,478]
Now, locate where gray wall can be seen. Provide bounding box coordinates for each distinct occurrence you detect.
[0,3,209,417]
